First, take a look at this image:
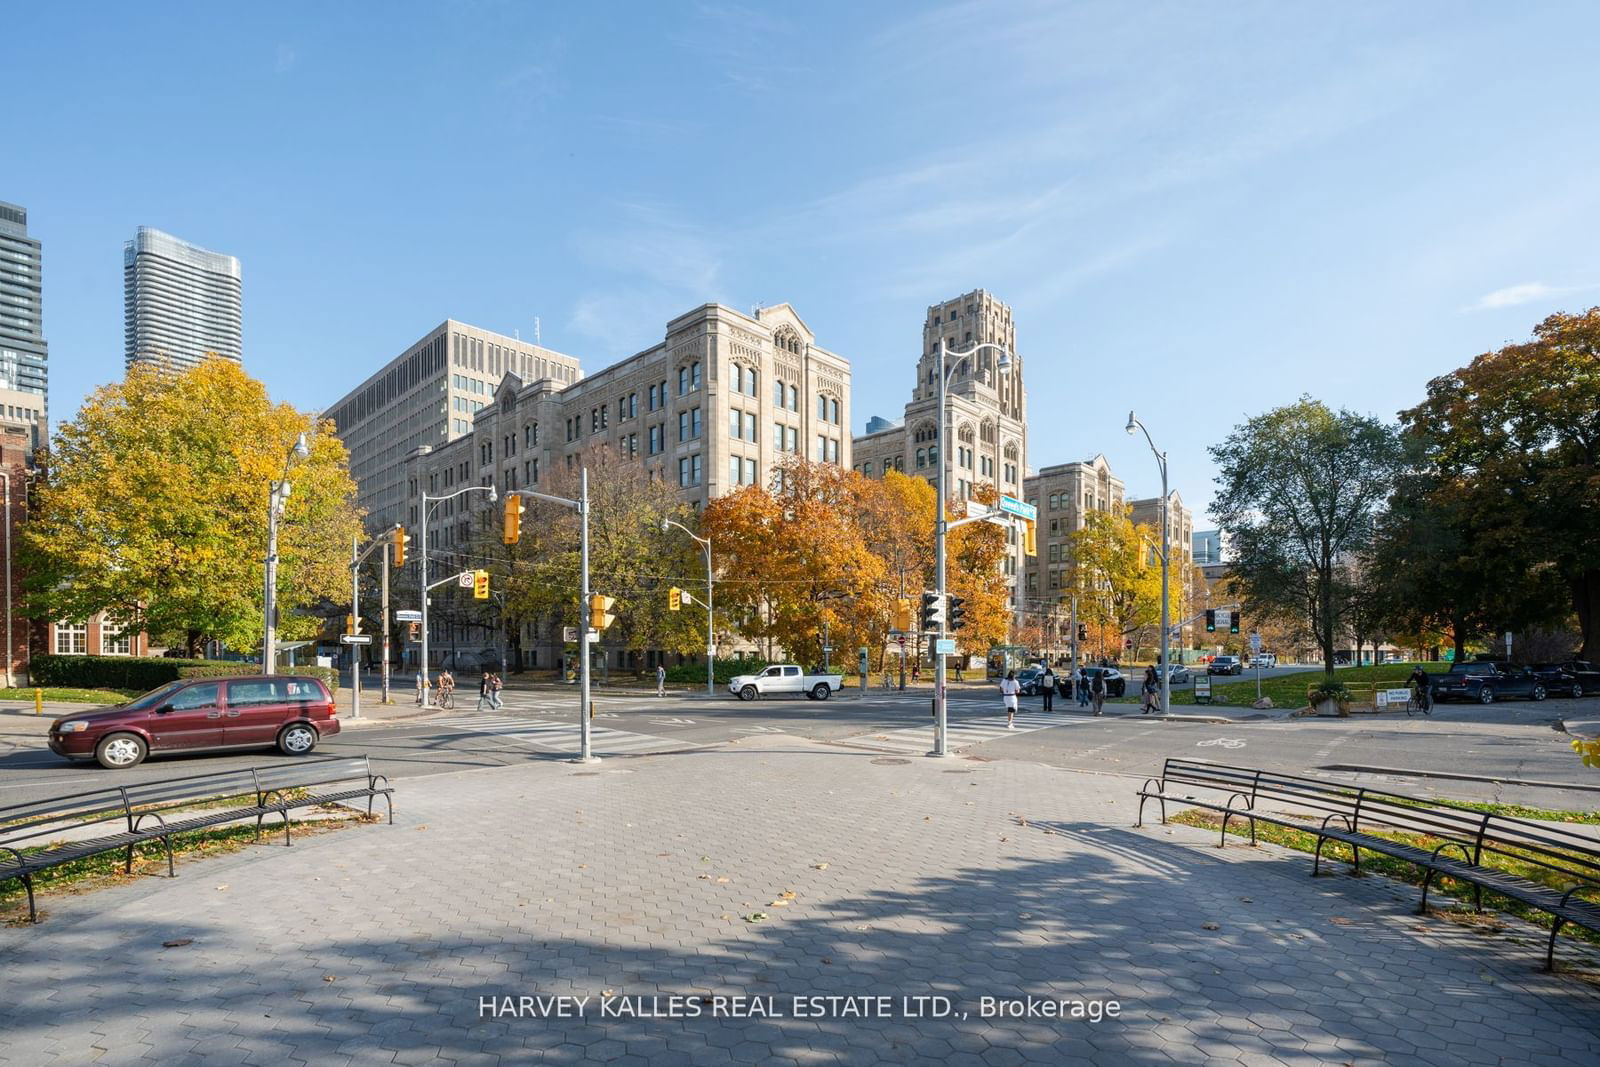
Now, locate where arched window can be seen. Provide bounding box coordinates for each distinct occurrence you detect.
[774,326,802,355]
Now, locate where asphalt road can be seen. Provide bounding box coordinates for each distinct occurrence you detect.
[2,685,1594,811]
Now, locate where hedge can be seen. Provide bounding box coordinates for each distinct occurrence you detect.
[664,657,771,685]
[29,655,339,695]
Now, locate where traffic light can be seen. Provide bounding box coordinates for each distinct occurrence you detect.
[503,494,524,544]
[346,614,357,636]
[589,594,617,631]
[668,586,682,612]
[1205,609,1216,633]
[919,590,945,632]
[894,597,913,632]
[1229,613,1241,635]
[948,596,967,631]
[473,570,490,599]
[1022,521,1036,557]
[1077,623,1088,642]
[392,525,409,568]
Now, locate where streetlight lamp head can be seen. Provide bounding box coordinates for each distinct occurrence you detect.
[1125,411,1137,435]
[293,433,311,460]
[660,518,670,533]
[997,351,1012,371]
[487,486,498,503]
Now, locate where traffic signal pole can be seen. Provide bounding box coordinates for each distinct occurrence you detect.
[381,542,391,704]
[523,469,596,762]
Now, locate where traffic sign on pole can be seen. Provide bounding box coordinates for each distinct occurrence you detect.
[998,495,1037,521]
[395,609,422,623]
[340,634,372,645]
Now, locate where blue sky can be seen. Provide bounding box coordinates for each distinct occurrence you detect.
[10,2,1600,523]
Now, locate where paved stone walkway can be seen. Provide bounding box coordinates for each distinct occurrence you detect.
[2,736,1597,1065]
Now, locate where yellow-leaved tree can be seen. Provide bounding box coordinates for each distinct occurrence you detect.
[23,359,363,656]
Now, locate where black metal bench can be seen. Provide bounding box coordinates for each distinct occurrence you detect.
[0,755,392,923]
[1136,758,1600,970]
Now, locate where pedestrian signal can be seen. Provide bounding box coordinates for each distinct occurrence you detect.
[589,594,617,631]
[894,597,913,632]
[392,526,409,568]
[1077,623,1088,642]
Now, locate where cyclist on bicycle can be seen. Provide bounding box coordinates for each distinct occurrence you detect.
[1407,664,1432,714]
[437,669,456,709]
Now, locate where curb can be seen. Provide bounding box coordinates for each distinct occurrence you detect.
[1320,763,1600,794]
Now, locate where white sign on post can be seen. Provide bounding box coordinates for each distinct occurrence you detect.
[395,609,422,623]
[1249,632,1262,653]
[1215,609,1232,630]
[457,571,475,588]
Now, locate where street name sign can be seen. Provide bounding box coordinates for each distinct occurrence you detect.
[339,634,372,645]
[998,495,1037,521]
[395,609,422,623]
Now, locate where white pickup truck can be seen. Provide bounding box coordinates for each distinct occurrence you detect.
[728,664,843,702]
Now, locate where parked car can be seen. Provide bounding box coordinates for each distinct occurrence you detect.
[1208,656,1243,676]
[1015,667,1047,695]
[1249,653,1276,669]
[1155,664,1193,685]
[1431,662,1548,704]
[48,675,340,770]
[728,664,843,701]
[1080,666,1127,697]
[1534,662,1598,699]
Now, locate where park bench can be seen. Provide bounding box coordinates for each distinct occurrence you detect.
[1136,758,1600,970]
[0,755,392,923]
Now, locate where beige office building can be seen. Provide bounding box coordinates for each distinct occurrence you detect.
[386,302,850,670]
[1021,455,1127,605]
[327,321,583,532]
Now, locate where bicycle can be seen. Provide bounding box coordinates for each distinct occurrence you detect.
[1405,683,1431,716]
[437,686,455,710]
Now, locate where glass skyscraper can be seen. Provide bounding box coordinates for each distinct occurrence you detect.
[0,201,49,416]
[123,226,242,371]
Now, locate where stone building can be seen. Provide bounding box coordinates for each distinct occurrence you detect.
[1130,490,1196,649]
[391,302,851,672]
[1020,455,1127,607]
[853,289,1028,611]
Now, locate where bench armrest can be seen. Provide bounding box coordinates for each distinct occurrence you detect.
[1559,881,1600,908]
[0,843,26,868]
[1224,792,1254,814]
[1319,812,1354,833]
[130,811,168,833]
[1138,777,1165,796]
[369,773,391,792]
[1429,840,1473,865]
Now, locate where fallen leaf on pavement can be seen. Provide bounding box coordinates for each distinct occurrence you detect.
[323,975,338,983]
[716,877,730,884]
[780,890,796,899]
[813,863,829,870]
[697,874,711,880]
[215,885,229,891]
[770,900,789,907]
[161,939,193,948]
[745,913,768,923]
[1201,922,1220,931]
[1330,917,1353,926]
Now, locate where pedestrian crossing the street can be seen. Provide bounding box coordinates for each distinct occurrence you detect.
[421,713,692,756]
[833,712,1083,755]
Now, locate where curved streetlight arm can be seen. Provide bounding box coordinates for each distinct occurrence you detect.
[1126,409,1172,709]
[661,517,715,696]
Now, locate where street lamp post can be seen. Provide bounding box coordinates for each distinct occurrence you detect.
[263,433,311,676]
[933,339,1012,756]
[1126,411,1170,719]
[417,483,497,705]
[662,518,714,697]
[349,524,401,719]
[521,470,597,761]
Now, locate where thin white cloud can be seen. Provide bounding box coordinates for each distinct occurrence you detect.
[1467,281,1599,311]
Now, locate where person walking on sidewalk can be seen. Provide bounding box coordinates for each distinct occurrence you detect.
[1091,669,1107,716]
[1077,667,1091,708]
[489,673,504,709]
[1040,665,1056,712]
[656,663,667,697]
[1141,665,1159,714]
[476,672,493,712]
[1001,670,1021,728]
[415,672,426,707]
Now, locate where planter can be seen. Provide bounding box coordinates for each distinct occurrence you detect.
[1312,696,1350,717]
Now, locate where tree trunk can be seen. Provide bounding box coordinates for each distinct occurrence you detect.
[1451,620,1467,663]
[186,629,201,658]
[1575,569,1600,662]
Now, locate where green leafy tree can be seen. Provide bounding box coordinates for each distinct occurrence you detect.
[1066,507,1161,659]
[1400,309,1600,659]
[23,359,363,656]
[1209,397,1403,679]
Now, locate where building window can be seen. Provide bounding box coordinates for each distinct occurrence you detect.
[678,407,701,442]
[731,364,743,394]
[746,458,757,485]
[678,454,702,487]
[817,394,827,421]
[882,459,892,475]
[816,435,827,462]
[774,379,786,408]
[729,408,743,440]
[829,398,839,424]
[916,448,926,469]
[729,456,743,485]
[649,425,663,454]
[788,384,798,412]
[774,421,786,451]
[55,621,87,655]
[746,368,759,398]
[628,393,638,418]
[745,412,757,443]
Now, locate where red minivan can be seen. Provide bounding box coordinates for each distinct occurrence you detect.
[48,675,340,769]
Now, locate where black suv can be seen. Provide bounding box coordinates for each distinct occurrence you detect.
[1534,661,1598,699]
[1431,662,1551,704]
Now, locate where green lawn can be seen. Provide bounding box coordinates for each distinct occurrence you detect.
[1167,662,1441,708]
[0,686,140,705]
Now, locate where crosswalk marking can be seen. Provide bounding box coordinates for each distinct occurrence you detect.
[421,713,692,755]
[833,713,1084,754]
